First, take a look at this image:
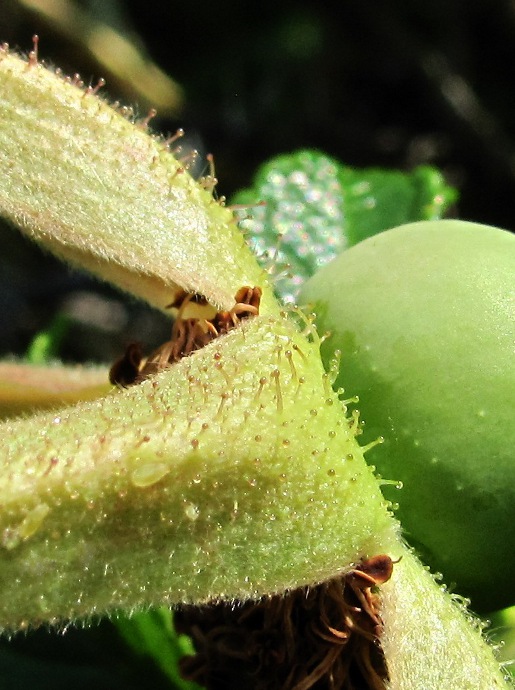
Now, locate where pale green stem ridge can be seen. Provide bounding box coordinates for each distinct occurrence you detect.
[0,361,110,418]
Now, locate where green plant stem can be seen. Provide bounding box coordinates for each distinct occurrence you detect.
[0,48,276,316]
[381,547,509,689]
[0,46,511,689]
[0,315,396,630]
[0,361,110,419]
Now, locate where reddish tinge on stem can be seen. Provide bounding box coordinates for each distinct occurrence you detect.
[109,286,262,387]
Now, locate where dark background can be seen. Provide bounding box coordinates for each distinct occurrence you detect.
[2,0,515,360]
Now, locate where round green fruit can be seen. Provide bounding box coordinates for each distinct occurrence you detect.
[299,220,515,612]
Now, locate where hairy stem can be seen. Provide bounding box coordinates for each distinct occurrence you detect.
[0,44,510,689]
[0,315,396,632]
[0,47,275,316]
[381,547,509,690]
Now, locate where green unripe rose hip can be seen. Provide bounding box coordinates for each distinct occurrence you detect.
[300,220,515,612]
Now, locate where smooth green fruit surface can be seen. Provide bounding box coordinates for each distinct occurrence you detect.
[300,220,515,611]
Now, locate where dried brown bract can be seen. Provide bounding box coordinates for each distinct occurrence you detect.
[108,342,144,387]
[109,286,262,386]
[175,555,395,690]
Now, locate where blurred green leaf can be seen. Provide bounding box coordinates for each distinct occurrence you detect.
[338,164,457,245]
[115,609,202,690]
[488,606,515,679]
[233,150,457,301]
[25,313,71,364]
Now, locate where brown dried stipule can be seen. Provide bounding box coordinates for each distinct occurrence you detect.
[109,286,262,387]
[175,555,395,690]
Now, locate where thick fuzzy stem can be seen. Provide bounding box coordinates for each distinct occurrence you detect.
[381,546,510,690]
[0,48,276,316]
[0,319,509,688]
[0,315,396,632]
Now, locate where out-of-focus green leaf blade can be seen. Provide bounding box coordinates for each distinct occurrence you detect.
[338,164,457,246]
[115,609,202,690]
[25,314,71,365]
[488,606,515,679]
[233,150,457,301]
